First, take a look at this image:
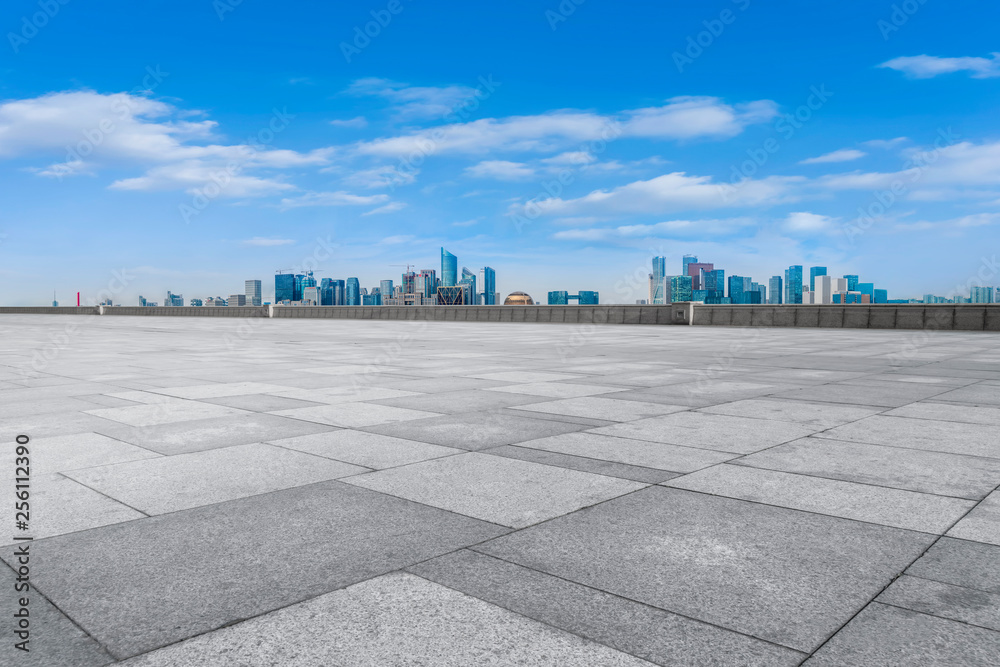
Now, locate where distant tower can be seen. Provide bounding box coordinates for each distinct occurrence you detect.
[52,290,58,307]
[441,248,458,287]
[245,279,262,306]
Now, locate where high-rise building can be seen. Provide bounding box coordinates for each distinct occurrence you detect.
[785,265,803,304]
[858,283,874,300]
[228,294,247,306]
[401,271,416,295]
[441,248,457,287]
[768,276,783,304]
[436,285,464,305]
[843,274,859,292]
[460,267,477,306]
[190,298,203,307]
[417,269,438,298]
[380,280,394,299]
[480,267,496,305]
[275,273,296,303]
[728,276,747,304]
[816,275,834,304]
[650,256,667,304]
[577,291,599,305]
[874,288,888,304]
[302,287,320,305]
[346,277,361,305]
[687,262,714,290]
[245,280,262,306]
[328,279,345,305]
[971,286,996,303]
[751,282,766,304]
[682,254,697,277]
[548,291,569,305]
[165,291,184,307]
[670,275,693,302]
[703,269,725,295]
[809,266,827,292]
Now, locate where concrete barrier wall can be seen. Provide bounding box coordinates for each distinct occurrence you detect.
[1,303,997,330]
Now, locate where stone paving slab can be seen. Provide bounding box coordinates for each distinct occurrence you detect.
[344,451,645,528]
[815,415,1000,459]
[483,444,682,483]
[876,575,1000,632]
[510,396,686,422]
[905,537,1000,593]
[267,429,462,469]
[116,573,654,666]
[363,410,592,449]
[409,549,806,667]
[476,486,934,652]
[698,398,882,428]
[0,481,507,659]
[947,490,1000,546]
[30,432,160,474]
[885,401,1000,425]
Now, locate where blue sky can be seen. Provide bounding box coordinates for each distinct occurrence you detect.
[1,0,998,305]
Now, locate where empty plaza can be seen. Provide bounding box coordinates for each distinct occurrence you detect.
[2,314,1000,666]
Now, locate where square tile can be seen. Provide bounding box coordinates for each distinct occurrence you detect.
[200,393,326,412]
[476,486,932,652]
[30,432,159,474]
[484,382,630,398]
[665,464,974,533]
[370,389,546,414]
[592,411,817,454]
[699,398,882,428]
[85,400,249,427]
[344,452,645,528]
[268,429,461,469]
[877,575,1000,632]
[771,382,950,408]
[0,481,507,659]
[471,370,587,383]
[510,397,686,422]
[517,431,735,473]
[484,445,681,484]
[363,411,592,450]
[272,402,440,428]
[111,573,651,666]
[65,443,368,514]
[153,382,294,399]
[906,537,1000,593]
[886,401,1000,426]
[816,415,1000,459]
[734,437,1000,499]
[947,491,1000,546]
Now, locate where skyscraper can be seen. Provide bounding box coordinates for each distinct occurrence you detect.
[346,277,361,305]
[460,267,477,306]
[245,280,262,306]
[687,262,714,290]
[441,248,457,287]
[768,275,783,304]
[971,286,996,303]
[682,254,697,276]
[380,280,394,299]
[480,267,496,305]
[843,274,859,292]
[650,256,667,304]
[703,269,725,295]
[785,265,803,304]
[670,275,693,302]
[728,276,746,304]
[809,266,827,292]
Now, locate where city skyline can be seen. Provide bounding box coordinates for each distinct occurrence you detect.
[3,2,999,305]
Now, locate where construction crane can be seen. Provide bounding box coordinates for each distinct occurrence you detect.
[389,264,416,274]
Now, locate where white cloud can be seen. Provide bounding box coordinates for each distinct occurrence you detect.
[879,54,1000,79]
[342,165,417,189]
[278,190,389,209]
[329,116,368,128]
[241,237,295,246]
[345,78,481,120]
[363,201,407,216]
[0,90,334,196]
[519,172,802,218]
[452,218,481,227]
[863,137,909,149]
[354,96,777,158]
[553,218,757,241]
[379,234,415,244]
[783,211,835,233]
[465,160,536,181]
[799,148,866,165]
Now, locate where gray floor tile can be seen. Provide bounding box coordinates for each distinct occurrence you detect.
[948,491,1000,546]
[592,411,817,454]
[0,481,507,659]
[518,431,736,472]
[65,443,369,514]
[734,438,1000,499]
[95,413,339,455]
[665,464,974,533]
[84,400,249,426]
[152,382,294,399]
[116,573,653,666]
[698,398,882,428]
[471,370,587,383]
[363,411,592,450]
[268,429,462,468]
[930,383,1000,407]
[30,432,160,474]
[815,415,1000,459]
[272,402,441,428]
[409,550,805,667]
[201,393,326,412]
[804,603,1000,666]
[906,537,1000,593]
[886,401,1000,425]
[773,382,950,408]
[1,473,144,545]
[476,486,933,652]
[485,382,631,398]
[510,396,687,422]
[370,388,547,414]
[0,565,114,667]
[344,452,645,528]
[484,445,681,483]
[877,575,1000,632]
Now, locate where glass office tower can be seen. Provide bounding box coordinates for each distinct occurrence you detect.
[346,278,361,305]
[809,266,827,292]
[843,274,859,292]
[651,256,667,304]
[785,265,803,304]
[441,248,458,287]
[768,276,783,304]
[275,273,295,302]
[480,267,496,305]
[460,268,477,306]
[682,254,697,276]
[380,280,394,298]
[577,291,599,304]
[670,275,693,302]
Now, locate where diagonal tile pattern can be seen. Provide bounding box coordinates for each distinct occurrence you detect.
[1,314,999,664]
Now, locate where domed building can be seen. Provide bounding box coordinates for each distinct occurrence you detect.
[503,291,534,305]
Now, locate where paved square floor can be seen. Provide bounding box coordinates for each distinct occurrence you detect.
[1,314,999,665]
